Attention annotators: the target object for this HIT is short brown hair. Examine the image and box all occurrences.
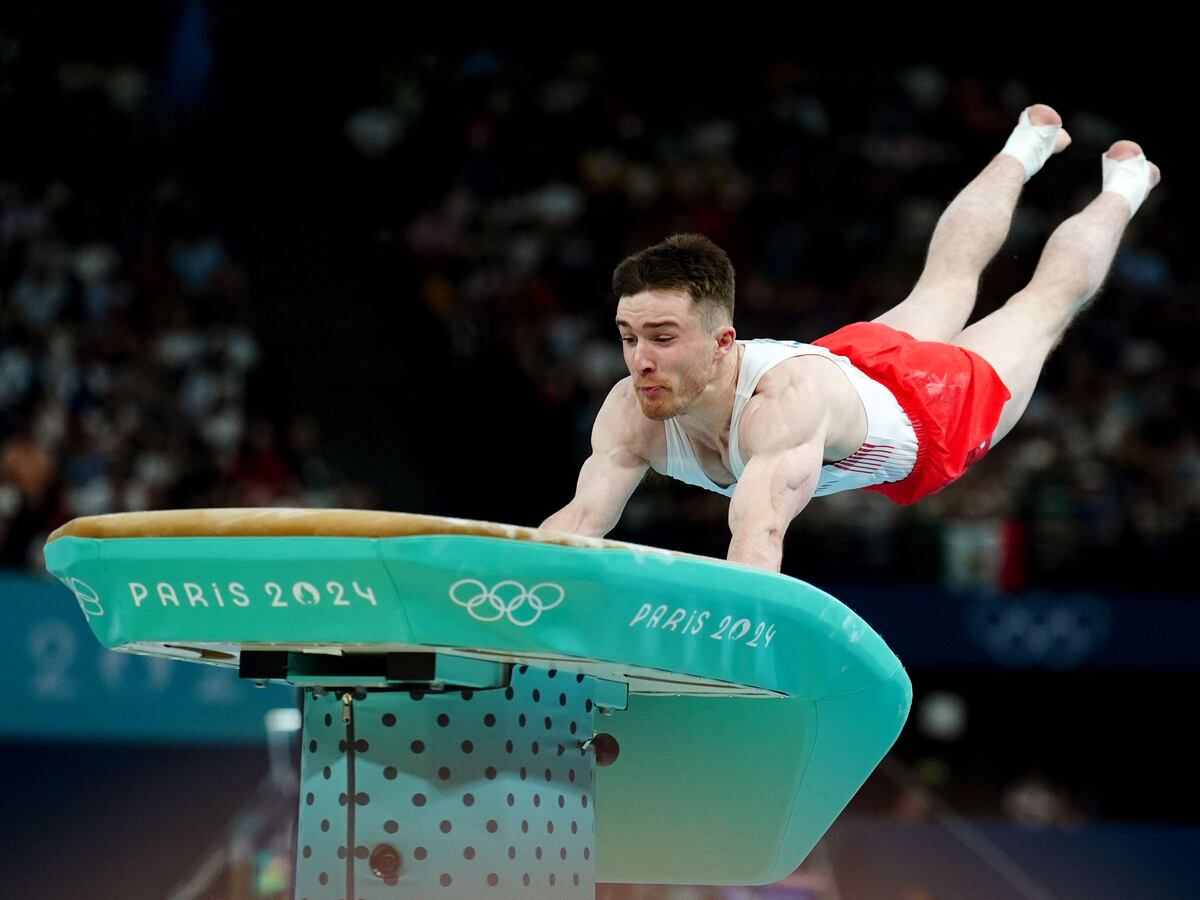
[612,233,735,327]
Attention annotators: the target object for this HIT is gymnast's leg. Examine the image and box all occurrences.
[872,104,1072,342]
[952,140,1161,447]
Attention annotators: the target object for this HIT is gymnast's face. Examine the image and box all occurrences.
[616,289,733,421]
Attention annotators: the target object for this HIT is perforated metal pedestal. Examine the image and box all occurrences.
[296,665,598,899]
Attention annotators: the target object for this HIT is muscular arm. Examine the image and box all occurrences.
[540,379,650,537]
[726,387,826,572]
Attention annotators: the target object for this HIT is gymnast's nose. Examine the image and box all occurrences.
[631,342,657,373]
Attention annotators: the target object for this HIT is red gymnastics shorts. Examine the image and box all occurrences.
[812,322,1012,505]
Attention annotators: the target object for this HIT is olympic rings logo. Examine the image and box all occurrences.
[60,577,104,618]
[449,579,565,627]
[966,591,1111,669]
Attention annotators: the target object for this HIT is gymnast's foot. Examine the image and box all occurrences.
[1000,104,1071,182]
[1102,140,1161,218]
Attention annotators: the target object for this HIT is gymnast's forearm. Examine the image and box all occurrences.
[540,445,647,537]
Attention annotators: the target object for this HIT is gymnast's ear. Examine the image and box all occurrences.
[714,322,737,353]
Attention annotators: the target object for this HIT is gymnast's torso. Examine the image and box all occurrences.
[637,338,920,498]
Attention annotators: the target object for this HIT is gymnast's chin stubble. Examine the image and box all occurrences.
[639,397,675,421]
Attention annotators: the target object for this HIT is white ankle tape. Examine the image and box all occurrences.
[1000,108,1061,182]
[1102,153,1151,219]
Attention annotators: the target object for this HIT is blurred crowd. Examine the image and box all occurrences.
[0,169,374,566]
[3,43,1197,592]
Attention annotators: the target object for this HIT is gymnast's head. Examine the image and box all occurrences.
[612,233,738,420]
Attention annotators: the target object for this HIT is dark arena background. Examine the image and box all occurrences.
[1,7,1197,900]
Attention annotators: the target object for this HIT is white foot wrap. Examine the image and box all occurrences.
[1000,108,1062,182]
[1102,153,1152,219]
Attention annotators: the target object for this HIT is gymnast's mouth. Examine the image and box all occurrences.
[638,385,667,396]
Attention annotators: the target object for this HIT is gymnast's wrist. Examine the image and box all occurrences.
[726,533,783,573]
